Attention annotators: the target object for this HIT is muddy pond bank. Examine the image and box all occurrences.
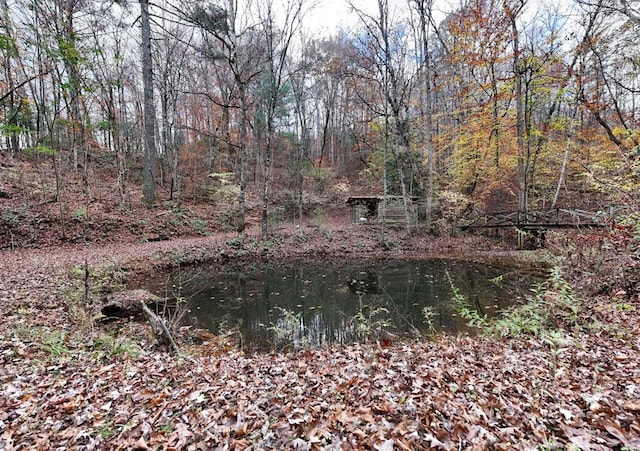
[119,225,555,285]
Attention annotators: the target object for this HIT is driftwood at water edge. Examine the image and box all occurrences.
[140,301,180,354]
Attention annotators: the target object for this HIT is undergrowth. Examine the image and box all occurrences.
[92,333,141,360]
[65,261,127,327]
[449,267,580,340]
[268,307,306,351]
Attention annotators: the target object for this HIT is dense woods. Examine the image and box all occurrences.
[2,0,640,240]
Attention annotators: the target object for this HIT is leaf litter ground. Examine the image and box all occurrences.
[1,228,639,450]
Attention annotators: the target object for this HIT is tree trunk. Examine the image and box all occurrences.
[415,0,435,233]
[508,1,527,218]
[237,83,249,234]
[140,0,157,204]
[261,130,272,241]
[552,107,577,209]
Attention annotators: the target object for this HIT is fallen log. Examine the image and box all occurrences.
[101,289,160,319]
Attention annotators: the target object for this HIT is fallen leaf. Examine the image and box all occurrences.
[375,439,395,451]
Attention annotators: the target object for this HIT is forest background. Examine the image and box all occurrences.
[2,0,640,246]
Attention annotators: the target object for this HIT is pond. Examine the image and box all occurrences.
[145,259,544,352]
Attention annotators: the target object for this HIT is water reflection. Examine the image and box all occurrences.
[147,259,541,352]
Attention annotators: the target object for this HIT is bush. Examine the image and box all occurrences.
[310,206,327,227]
[451,267,579,339]
[2,208,25,226]
[191,218,208,235]
[432,190,475,236]
[308,167,334,193]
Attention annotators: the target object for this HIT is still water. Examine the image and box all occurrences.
[148,259,542,352]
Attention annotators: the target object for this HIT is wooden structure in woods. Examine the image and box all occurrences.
[461,207,616,248]
[346,195,418,225]
[461,208,610,231]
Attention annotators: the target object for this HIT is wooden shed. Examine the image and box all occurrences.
[346,195,418,224]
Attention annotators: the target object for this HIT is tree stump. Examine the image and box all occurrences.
[101,289,161,319]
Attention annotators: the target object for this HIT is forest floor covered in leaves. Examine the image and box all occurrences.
[0,221,639,450]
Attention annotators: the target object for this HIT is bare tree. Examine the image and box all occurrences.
[140,0,157,204]
[410,0,436,231]
[351,0,419,234]
[85,9,134,208]
[505,0,528,220]
[156,20,193,207]
[255,0,308,240]
[184,0,265,233]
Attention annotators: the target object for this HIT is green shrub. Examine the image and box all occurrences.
[451,267,579,339]
[268,307,306,351]
[2,209,22,226]
[191,218,208,235]
[40,331,70,357]
[72,208,87,219]
[93,333,140,359]
[311,206,327,227]
[308,167,333,192]
[351,294,391,342]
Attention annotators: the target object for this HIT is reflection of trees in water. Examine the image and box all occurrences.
[144,260,542,352]
[348,271,380,294]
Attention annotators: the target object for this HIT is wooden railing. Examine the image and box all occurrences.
[462,208,616,231]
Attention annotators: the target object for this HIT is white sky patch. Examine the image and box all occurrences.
[304,0,358,36]
[300,0,564,39]
[302,0,454,37]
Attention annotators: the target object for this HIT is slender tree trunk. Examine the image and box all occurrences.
[4,64,18,155]
[508,1,527,218]
[57,0,86,178]
[238,85,249,234]
[552,107,577,209]
[415,0,435,233]
[116,80,129,207]
[1,0,15,155]
[35,7,47,146]
[490,64,500,168]
[161,89,171,199]
[393,147,414,233]
[381,112,388,244]
[424,72,434,233]
[140,0,157,204]
[261,137,271,241]
[53,151,67,239]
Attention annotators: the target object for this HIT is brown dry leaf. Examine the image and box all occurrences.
[623,401,640,412]
[561,424,606,450]
[598,418,639,449]
[374,439,395,451]
[167,422,194,448]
